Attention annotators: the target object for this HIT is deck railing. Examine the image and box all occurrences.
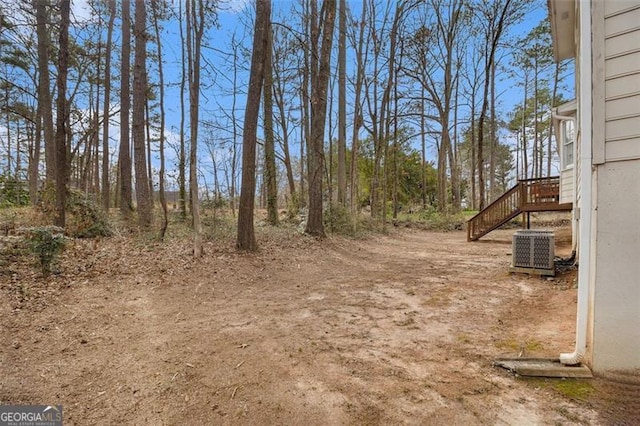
[467,176,571,241]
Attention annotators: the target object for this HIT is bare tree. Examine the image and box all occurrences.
[272,27,296,204]
[305,0,336,237]
[34,0,55,184]
[178,0,188,220]
[404,0,463,213]
[133,0,152,227]
[151,0,168,239]
[186,0,209,257]
[263,20,278,225]
[101,0,115,210]
[237,0,270,251]
[349,0,367,217]
[336,0,346,206]
[54,0,71,227]
[476,0,516,210]
[119,0,133,217]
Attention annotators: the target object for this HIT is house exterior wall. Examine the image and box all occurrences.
[589,0,640,372]
[555,101,578,206]
[591,161,640,370]
[550,0,640,374]
[559,169,574,204]
[602,2,640,162]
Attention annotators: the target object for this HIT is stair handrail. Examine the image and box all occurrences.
[466,176,566,241]
[467,182,521,241]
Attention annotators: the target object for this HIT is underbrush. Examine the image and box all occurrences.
[324,205,386,237]
[394,207,469,231]
[39,187,112,238]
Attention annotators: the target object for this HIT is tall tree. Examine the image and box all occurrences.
[186,0,209,257]
[102,0,116,210]
[178,0,187,219]
[119,0,133,217]
[305,0,336,237]
[475,0,520,209]
[404,0,463,213]
[349,0,367,217]
[263,20,278,226]
[132,0,152,227]
[237,0,270,251]
[54,0,71,227]
[34,0,55,184]
[336,0,347,206]
[152,0,168,239]
[271,26,296,205]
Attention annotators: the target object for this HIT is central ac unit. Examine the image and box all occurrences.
[510,230,555,275]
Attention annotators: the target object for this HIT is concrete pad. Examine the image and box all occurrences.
[494,357,593,378]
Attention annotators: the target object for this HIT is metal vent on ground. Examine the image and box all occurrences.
[510,230,555,276]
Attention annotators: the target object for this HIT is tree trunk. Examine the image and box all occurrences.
[522,72,529,180]
[133,0,153,227]
[533,55,539,179]
[119,0,133,217]
[102,0,115,210]
[237,0,270,251]
[451,66,460,212]
[548,60,560,177]
[187,0,206,257]
[145,100,154,199]
[470,91,476,209]
[54,0,71,227]
[476,0,512,210]
[263,22,278,226]
[306,0,336,237]
[350,0,366,217]
[229,35,240,217]
[489,59,496,201]
[273,70,296,201]
[178,0,188,220]
[337,0,347,207]
[94,47,101,196]
[29,106,41,205]
[421,87,427,209]
[152,0,168,239]
[34,0,55,184]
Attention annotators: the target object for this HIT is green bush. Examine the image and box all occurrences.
[0,209,17,236]
[38,187,112,238]
[202,212,236,243]
[66,191,112,238]
[325,205,352,234]
[324,206,384,237]
[0,175,29,208]
[25,226,66,276]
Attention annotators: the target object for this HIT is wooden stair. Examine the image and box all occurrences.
[467,177,572,241]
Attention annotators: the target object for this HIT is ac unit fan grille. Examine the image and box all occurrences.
[512,230,554,271]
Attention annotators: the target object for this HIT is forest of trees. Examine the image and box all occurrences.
[0,0,571,250]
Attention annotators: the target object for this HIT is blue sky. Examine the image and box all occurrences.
[67,0,575,194]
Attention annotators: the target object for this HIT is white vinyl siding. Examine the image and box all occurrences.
[605,73,640,99]
[559,168,574,205]
[603,4,640,162]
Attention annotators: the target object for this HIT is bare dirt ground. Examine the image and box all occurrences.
[2,223,639,425]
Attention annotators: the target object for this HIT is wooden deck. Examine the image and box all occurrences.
[467,177,572,241]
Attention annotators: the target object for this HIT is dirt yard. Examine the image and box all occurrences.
[2,224,639,425]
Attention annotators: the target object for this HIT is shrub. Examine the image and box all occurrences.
[25,226,66,276]
[0,209,17,236]
[0,175,29,208]
[38,187,112,238]
[325,205,352,234]
[66,191,112,238]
